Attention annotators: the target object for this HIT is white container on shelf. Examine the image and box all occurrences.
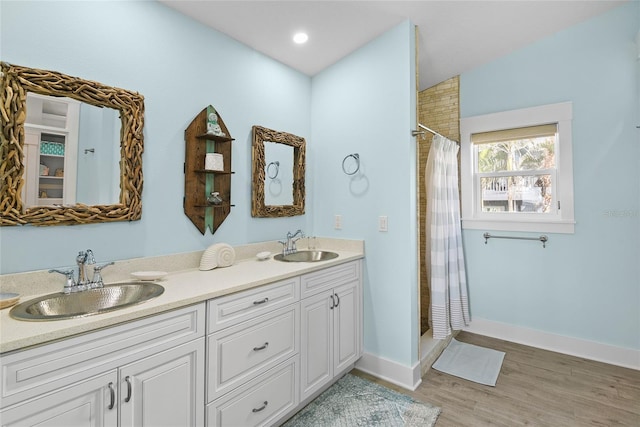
[205,153,224,171]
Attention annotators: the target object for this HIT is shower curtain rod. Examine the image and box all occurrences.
[411,123,459,144]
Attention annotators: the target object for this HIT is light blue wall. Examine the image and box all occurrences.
[9,0,631,373]
[2,2,419,370]
[264,143,294,206]
[460,2,640,350]
[0,0,312,273]
[76,105,120,205]
[311,22,419,366]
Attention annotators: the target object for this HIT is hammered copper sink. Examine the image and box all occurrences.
[9,282,164,321]
[273,250,339,263]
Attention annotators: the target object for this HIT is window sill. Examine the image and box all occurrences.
[462,218,575,234]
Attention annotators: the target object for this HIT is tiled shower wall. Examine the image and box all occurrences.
[417,76,460,335]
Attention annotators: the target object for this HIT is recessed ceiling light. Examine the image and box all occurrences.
[293,32,308,44]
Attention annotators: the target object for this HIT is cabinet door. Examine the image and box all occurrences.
[300,291,333,401]
[333,281,360,374]
[119,339,204,427]
[23,129,40,207]
[0,370,117,427]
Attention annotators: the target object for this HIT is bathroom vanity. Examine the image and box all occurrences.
[0,244,363,427]
[0,305,205,426]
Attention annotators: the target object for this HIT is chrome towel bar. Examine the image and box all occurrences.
[483,232,548,248]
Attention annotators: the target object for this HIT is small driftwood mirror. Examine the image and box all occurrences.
[251,125,305,217]
[0,62,144,226]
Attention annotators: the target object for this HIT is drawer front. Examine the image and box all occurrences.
[1,303,205,408]
[300,260,360,298]
[207,305,299,402]
[206,357,298,427]
[207,277,300,333]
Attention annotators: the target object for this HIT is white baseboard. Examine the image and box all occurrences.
[464,318,640,370]
[355,352,422,391]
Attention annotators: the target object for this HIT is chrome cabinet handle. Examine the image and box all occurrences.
[253,297,269,305]
[334,293,340,308]
[329,294,335,309]
[124,376,132,403]
[107,382,115,410]
[252,401,268,413]
[253,342,269,351]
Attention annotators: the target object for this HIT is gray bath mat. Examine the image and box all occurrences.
[432,338,505,386]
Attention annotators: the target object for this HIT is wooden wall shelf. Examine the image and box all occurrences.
[184,106,233,235]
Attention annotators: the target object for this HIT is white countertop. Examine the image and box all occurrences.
[0,241,364,354]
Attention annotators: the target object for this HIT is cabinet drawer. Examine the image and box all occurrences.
[206,357,298,427]
[207,305,299,402]
[300,260,360,298]
[207,277,300,333]
[1,303,204,409]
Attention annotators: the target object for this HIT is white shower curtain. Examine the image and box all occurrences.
[425,134,470,339]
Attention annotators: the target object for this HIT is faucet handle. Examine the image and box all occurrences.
[92,262,114,288]
[86,249,96,265]
[93,261,114,272]
[49,269,77,293]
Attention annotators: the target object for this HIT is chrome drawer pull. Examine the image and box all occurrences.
[253,297,269,305]
[252,401,268,413]
[124,376,132,402]
[253,342,269,351]
[107,382,115,410]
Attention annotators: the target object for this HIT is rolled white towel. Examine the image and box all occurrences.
[199,243,236,271]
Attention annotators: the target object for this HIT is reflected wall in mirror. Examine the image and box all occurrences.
[0,62,144,226]
[264,142,293,206]
[24,93,121,208]
[251,125,305,217]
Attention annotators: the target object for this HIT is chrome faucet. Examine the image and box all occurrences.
[279,230,304,255]
[76,250,90,290]
[50,249,114,293]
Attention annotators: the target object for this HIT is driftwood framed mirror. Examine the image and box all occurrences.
[0,62,144,226]
[251,125,305,217]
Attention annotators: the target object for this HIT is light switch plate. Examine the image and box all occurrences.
[334,214,342,230]
[378,215,388,232]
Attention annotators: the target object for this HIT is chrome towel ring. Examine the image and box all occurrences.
[266,161,279,179]
[342,153,360,175]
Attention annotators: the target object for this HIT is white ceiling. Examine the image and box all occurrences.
[159,0,625,90]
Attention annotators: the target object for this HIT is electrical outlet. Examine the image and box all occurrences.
[334,214,342,230]
[378,215,388,232]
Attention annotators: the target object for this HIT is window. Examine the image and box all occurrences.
[460,102,575,233]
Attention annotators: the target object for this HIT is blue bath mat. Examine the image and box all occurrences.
[282,373,440,426]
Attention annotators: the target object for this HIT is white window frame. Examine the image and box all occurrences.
[460,102,575,234]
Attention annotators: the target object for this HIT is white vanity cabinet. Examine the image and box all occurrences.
[206,259,363,426]
[300,260,362,401]
[0,304,205,427]
[205,277,301,427]
[0,257,364,427]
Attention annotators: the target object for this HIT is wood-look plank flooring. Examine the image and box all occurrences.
[353,332,640,426]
